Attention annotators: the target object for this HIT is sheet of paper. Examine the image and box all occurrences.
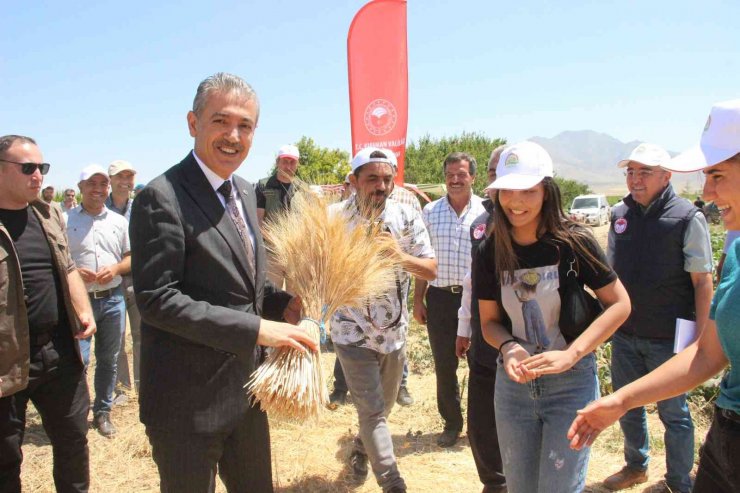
[674,318,698,353]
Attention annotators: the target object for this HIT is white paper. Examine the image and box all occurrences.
[674,318,698,353]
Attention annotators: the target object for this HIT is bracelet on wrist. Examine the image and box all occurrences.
[499,338,518,352]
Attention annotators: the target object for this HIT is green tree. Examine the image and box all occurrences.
[403,132,506,194]
[294,136,350,184]
[554,176,591,211]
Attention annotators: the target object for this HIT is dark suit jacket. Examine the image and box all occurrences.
[130,153,291,434]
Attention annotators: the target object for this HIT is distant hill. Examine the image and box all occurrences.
[529,130,705,196]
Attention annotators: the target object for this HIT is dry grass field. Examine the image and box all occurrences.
[20,225,711,492]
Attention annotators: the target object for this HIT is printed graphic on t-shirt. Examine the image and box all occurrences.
[501,264,566,353]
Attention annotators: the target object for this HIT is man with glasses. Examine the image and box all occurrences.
[603,143,713,493]
[61,188,77,212]
[66,165,131,438]
[413,151,486,447]
[0,135,96,492]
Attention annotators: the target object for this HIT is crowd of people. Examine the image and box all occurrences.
[0,72,738,493]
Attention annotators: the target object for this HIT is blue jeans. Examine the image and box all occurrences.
[494,353,598,493]
[78,287,126,415]
[611,331,694,492]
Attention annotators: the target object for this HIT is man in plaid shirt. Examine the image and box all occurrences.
[413,151,486,447]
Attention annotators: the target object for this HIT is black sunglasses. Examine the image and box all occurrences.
[0,159,51,175]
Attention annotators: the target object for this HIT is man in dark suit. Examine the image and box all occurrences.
[130,72,316,493]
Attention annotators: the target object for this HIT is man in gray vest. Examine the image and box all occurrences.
[604,143,713,493]
[255,144,300,226]
[255,144,300,288]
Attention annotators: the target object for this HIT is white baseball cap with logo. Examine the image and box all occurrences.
[351,147,396,172]
[617,143,671,168]
[485,141,553,190]
[277,144,300,160]
[666,99,740,172]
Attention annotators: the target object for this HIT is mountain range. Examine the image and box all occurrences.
[529,130,705,196]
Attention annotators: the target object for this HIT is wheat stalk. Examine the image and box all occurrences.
[247,184,400,421]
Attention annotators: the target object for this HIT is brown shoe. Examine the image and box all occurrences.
[603,466,648,491]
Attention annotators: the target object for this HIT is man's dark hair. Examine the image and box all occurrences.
[443,151,477,176]
[0,135,37,157]
[43,186,54,192]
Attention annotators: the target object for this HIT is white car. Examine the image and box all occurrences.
[569,194,610,226]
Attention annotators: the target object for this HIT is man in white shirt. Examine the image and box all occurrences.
[66,165,131,437]
[413,151,486,447]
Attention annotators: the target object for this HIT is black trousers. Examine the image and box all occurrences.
[425,286,463,431]
[0,337,89,493]
[693,407,740,493]
[467,361,506,489]
[146,404,272,493]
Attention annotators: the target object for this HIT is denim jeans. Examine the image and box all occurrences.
[334,343,406,492]
[79,286,126,415]
[611,331,694,492]
[494,353,598,493]
[693,407,740,493]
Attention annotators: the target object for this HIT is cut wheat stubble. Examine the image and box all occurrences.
[247,185,402,421]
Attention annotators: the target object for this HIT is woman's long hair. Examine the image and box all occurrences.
[491,177,609,282]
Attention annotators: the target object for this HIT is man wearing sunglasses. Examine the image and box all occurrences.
[0,135,96,492]
[603,143,713,493]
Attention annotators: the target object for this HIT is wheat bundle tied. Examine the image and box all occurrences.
[247,185,400,421]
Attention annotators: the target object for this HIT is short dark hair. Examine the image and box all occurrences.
[443,151,477,176]
[43,186,54,192]
[0,135,37,157]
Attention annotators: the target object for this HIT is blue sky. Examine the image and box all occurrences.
[2,0,738,189]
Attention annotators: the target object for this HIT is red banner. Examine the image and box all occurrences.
[347,0,408,184]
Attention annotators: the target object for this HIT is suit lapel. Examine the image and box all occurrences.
[178,155,254,289]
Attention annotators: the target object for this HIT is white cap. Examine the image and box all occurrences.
[79,164,108,182]
[277,144,300,160]
[351,147,396,172]
[617,143,671,168]
[666,99,740,172]
[108,160,136,176]
[485,141,553,190]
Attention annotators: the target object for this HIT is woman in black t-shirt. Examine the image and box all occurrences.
[474,142,630,493]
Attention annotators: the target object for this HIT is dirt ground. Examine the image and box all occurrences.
[21,224,709,492]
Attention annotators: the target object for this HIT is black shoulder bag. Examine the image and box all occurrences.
[558,248,604,343]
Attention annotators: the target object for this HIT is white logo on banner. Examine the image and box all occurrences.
[364,99,397,136]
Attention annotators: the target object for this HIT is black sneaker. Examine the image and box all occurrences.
[349,450,368,480]
[396,386,413,406]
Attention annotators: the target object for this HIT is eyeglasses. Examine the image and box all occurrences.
[0,159,51,175]
[624,169,662,179]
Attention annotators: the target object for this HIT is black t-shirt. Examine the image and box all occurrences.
[255,175,294,215]
[0,206,64,334]
[473,232,616,353]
